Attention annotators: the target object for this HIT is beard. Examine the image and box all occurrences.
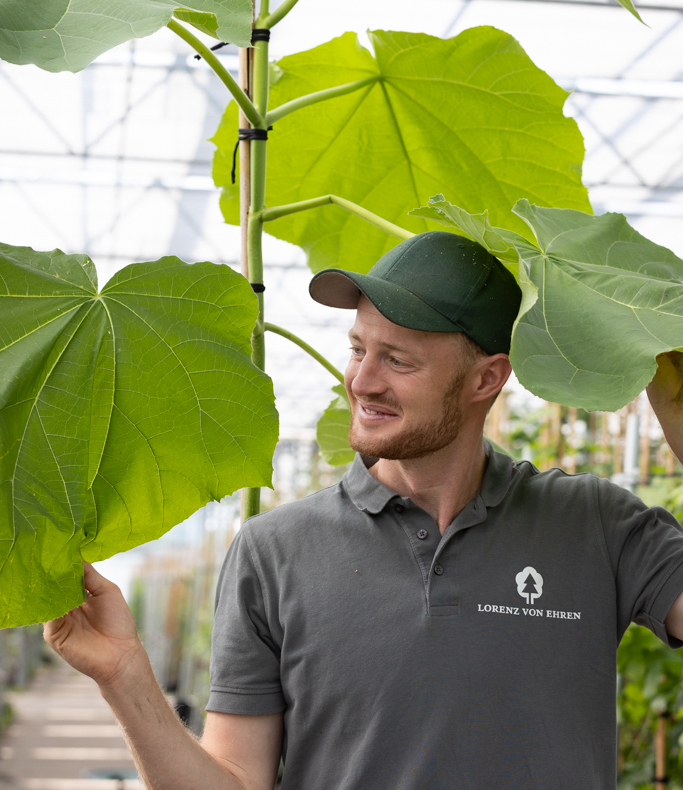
[348,368,467,461]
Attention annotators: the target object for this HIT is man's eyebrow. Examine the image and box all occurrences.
[347,331,415,356]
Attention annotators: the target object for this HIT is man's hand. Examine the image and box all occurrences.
[647,351,683,412]
[44,563,282,790]
[43,562,145,689]
[647,351,683,466]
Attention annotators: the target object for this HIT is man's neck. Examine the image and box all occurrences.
[368,426,488,534]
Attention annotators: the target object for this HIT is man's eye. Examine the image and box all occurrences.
[390,357,406,367]
[350,346,363,355]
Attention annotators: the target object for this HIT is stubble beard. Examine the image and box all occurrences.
[348,369,467,461]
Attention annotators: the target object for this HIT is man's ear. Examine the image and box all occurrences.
[471,354,512,403]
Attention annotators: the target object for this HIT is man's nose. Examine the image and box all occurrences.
[349,355,385,398]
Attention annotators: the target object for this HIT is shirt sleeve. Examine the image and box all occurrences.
[206,527,285,715]
[596,476,683,648]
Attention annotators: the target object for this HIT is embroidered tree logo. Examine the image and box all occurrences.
[516,566,544,605]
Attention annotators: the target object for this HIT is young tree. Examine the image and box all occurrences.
[1,0,680,630]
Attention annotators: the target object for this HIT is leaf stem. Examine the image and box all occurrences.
[266,76,378,125]
[261,0,301,27]
[264,323,345,384]
[241,18,272,522]
[167,18,263,128]
[260,195,415,241]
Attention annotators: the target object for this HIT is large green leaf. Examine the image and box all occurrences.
[510,201,683,411]
[0,243,278,627]
[316,385,354,467]
[213,27,590,274]
[409,193,529,267]
[0,0,252,73]
[411,195,683,412]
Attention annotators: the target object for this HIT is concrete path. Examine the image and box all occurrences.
[0,657,141,790]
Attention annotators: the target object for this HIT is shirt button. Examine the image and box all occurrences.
[434,564,444,576]
[417,529,428,540]
[394,503,405,513]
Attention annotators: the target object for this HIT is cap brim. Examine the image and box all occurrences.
[309,269,465,334]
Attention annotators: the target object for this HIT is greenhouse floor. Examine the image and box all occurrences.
[0,656,140,789]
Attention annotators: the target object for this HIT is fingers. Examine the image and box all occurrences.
[43,617,62,639]
[82,561,113,596]
[43,613,70,650]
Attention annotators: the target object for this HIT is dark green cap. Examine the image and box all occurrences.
[309,231,522,355]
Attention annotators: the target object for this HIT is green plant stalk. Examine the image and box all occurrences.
[260,195,415,241]
[265,323,345,384]
[262,0,301,28]
[167,18,262,128]
[255,0,270,26]
[242,28,272,521]
[266,76,378,125]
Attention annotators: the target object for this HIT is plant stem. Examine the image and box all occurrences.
[237,18,253,526]
[242,487,261,522]
[238,44,252,280]
[266,76,377,125]
[265,323,345,384]
[242,22,272,521]
[262,0,300,27]
[255,0,270,25]
[167,18,263,128]
[261,195,415,241]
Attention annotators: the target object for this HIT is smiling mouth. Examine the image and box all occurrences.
[357,401,399,418]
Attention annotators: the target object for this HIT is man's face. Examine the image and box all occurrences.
[345,296,473,460]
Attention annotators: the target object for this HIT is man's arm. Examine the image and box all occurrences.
[646,351,683,465]
[44,563,282,790]
[665,596,683,642]
[648,351,683,641]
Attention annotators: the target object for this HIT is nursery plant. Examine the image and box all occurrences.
[1,0,680,633]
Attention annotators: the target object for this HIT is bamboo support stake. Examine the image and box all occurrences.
[639,397,651,485]
[667,449,676,475]
[588,411,596,468]
[540,402,551,471]
[551,404,563,469]
[614,409,624,476]
[487,396,502,447]
[601,412,610,468]
[654,713,669,790]
[567,407,577,474]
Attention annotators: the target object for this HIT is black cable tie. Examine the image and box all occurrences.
[251,28,271,42]
[652,777,670,784]
[231,126,273,184]
[250,283,265,293]
[193,40,230,61]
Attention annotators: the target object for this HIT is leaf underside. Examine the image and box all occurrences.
[411,195,683,412]
[0,243,278,627]
[511,201,683,411]
[0,0,253,73]
[213,27,590,275]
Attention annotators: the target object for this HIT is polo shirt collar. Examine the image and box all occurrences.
[480,441,518,508]
[345,454,398,514]
[343,442,518,516]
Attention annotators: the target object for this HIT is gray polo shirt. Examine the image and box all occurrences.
[207,448,683,789]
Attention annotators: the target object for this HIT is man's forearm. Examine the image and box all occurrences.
[100,650,245,790]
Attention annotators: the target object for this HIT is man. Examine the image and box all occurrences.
[45,232,683,789]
